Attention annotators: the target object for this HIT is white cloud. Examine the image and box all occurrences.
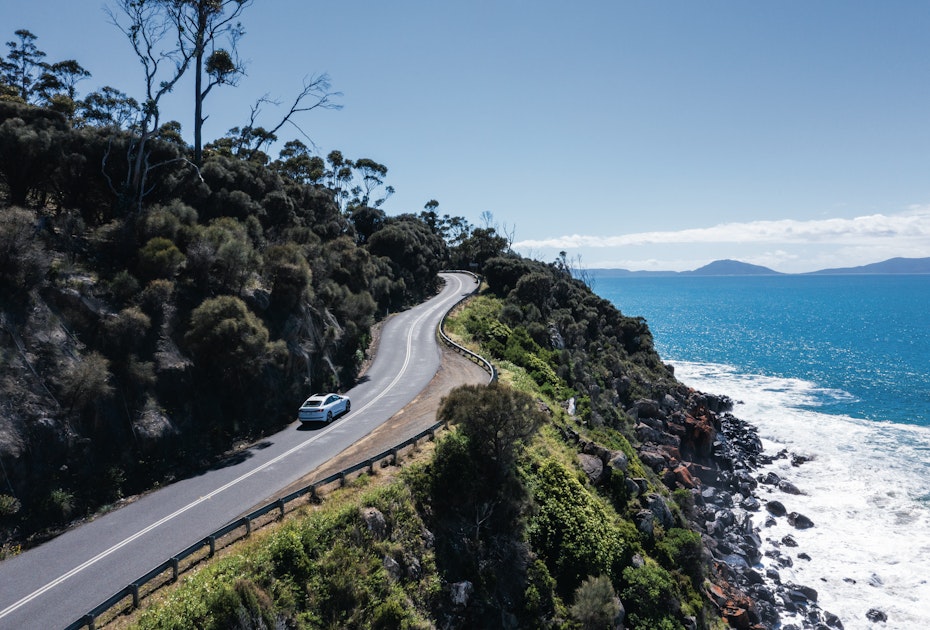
[513,207,930,250]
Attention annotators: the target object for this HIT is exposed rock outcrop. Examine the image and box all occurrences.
[604,389,839,629]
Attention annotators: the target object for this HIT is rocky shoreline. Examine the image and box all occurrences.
[618,387,854,629]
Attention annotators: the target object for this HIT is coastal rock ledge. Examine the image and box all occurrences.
[615,388,844,629]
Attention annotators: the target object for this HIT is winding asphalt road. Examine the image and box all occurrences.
[0,272,478,629]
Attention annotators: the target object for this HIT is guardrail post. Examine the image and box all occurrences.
[245,516,252,537]
[309,484,319,504]
[428,428,436,441]
[208,535,216,557]
[171,557,179,582]
[390,448,398,465]
[84,614,95,630]
[277,498,286,520]
[130,583,140,609]
[338,471,347,487]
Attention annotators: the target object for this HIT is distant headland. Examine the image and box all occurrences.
[589,256,930,277]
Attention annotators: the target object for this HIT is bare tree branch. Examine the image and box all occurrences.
[242,74,342,161]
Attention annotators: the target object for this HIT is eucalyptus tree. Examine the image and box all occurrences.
[318,151,393,212]
[2,29,46,103]
[79,86,141,129]
[352,158,394,208]
[35,59,91,118]
[164,0,252,166]
[418,200,472,248]
[272,139,325,185]
[1,29,90,118]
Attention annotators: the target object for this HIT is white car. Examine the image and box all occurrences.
[298,393,351,424]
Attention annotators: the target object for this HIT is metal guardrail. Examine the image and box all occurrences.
[437,270,496,383]
[65,272,495,630]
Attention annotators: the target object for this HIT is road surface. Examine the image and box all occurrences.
[0,272,479,629]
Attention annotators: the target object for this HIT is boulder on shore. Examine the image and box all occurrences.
[765,500,787,517]
[787,512,814,529]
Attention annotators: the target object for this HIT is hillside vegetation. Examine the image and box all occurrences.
[124,260,755,629]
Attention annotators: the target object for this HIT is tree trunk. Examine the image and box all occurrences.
[193,5,208,167]
[194,46,204,167]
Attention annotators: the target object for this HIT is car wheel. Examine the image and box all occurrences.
[326,411,333,424]
[344,400,351,414]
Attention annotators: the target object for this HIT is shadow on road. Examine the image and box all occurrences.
[208,449,255,470]
[295,421,329,432]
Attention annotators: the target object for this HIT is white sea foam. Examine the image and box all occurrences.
[673,361,930,630]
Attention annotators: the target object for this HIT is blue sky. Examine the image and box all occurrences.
[5,1,929,272]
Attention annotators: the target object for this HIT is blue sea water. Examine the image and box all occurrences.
[593,274,930,426]
[592,274,930,629]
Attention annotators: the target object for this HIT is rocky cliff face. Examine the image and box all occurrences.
[613,387,843,629]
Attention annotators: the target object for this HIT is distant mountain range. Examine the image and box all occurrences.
[589,257,930,277]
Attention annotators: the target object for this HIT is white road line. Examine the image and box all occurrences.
[0,276,464,621]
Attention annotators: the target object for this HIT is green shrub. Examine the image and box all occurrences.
[523,559,557,620]
[671,487,694,511]
[528,461,628,596]
[620,562,683,630]
[184,295,271,378]
[570,574,622,630]
[140,279,175,318]
[202,579,276,630]
[268,527,312,582]
[109,269,139,302]
[138,237,185,279]
[142,201,198,243]
[46,488,75,523]
[655,527,704,583]
[185,218,259,292]
[59,351,114,412]
[263,242,312,308]
[371,592,421,630]
[104,306,152,353]
[0,494,21,517]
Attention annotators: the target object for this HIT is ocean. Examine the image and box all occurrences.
[592,274,930,630]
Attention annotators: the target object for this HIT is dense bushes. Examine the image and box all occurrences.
[480,255,675,427]
[368,215,447,303]
[184,295,273,380]
[529,460,629,596]
[621,562,684,630]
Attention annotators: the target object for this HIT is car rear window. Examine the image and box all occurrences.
[304,400,322,407]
